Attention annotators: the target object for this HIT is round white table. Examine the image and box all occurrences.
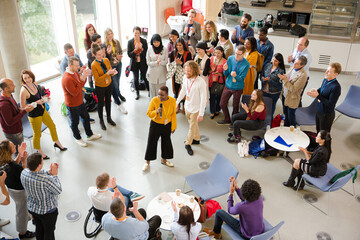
[264,126,310,152]
[147,192,200,231]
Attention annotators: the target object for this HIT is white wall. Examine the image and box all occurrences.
[0,51,5,78]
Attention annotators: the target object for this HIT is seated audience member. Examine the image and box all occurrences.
[278,55,308,127]
[88,172,144,212]
[20,153,62,240]
[283,130,331,190]
[203,20,219,55]
[216,29,233,59]
[167,29,179,61]
[0,170,10,227]
[59,43,84,74]
[260,53,286,117]
[217,45,250,125]
[243,36,258,95]
[307,63,341,133]
[228,90,266,143]
[102,198,162,240]
[170,203,201,240]
[0,140,35,239]
[209,46,227,119]
[204,178,264,239]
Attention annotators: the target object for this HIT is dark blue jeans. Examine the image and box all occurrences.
[213,209,248,239]
[263,92,280,119]
[108,185,133,207]
[111,62,122,105]
[281,96,297,127]
[210,89,221,114]
[66,103,93,140]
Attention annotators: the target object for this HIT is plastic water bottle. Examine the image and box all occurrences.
[296,124,301,131]
[280,119,284,129]
[266,124,270,131]
[254,20,259,33]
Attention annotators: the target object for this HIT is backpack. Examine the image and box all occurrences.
[271,114,282,128]
[256,52,264,72]
[248,139,266,158]
[84,91,98,112]
[222,1,240,15]
[289,24,307,37]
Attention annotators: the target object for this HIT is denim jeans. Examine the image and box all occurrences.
[111,62,122,105]
[108,185,133,207]
[210,91,221,114]
[66,103,93,140]
[263,92,280,119]
[281,96,297,127]
[213,209,247,239]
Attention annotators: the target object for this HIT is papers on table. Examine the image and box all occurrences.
[274,135,293,147]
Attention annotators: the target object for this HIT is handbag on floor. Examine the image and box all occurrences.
[195,197,207,223]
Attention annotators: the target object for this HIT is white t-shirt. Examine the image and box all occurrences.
[171,212,202,240]
[87,186,114,211]
[0,188,6,204]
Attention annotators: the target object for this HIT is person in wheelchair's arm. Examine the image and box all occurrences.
[87,172,144,214]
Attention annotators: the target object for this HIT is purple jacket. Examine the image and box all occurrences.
[0,95,26,134]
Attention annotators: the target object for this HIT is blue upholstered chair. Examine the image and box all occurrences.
[296,163,360,215]
[184,153,239,201]
[239,95,273,130]
[335,85,360,120]
[22,112,47,151]
[295,98,319,125]
[222,218,284,240]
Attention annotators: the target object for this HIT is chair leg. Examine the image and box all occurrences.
[332,113,342,124]
[297,177,328,215]
[182,180,193,195]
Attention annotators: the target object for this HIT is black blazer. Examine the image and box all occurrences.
[127,38,148,72]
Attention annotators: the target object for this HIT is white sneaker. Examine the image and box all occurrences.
[75,139,88,147]
[87,133,102,141]
[0,218,10,227]
[142,163,149,171]
[117,104,128,114]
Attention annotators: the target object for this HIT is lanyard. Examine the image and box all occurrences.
[26,83,41,100]
[96,59,107,74]
[320,79,336,94]
[2,94,20,112]
[187,77,196,96]
[153,48,161,59]
[233,58,244,73]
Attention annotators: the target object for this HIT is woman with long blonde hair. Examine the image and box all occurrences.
[202,20,218,55]
[228,89,266,143]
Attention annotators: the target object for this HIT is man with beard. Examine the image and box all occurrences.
[231,13,254,47]
[255,27,274,89]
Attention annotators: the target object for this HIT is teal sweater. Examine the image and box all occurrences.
[223,55,250,90]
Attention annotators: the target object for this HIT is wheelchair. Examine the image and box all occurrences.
[83,206,107,238]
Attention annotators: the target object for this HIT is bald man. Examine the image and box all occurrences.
[287,37,312,107]
[0,78,33,150]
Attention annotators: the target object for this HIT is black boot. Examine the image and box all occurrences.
[293,170,305,190]
[100,119,106,130]
[283,168,299,188]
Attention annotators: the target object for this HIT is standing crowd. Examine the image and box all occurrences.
[0,9,344,240]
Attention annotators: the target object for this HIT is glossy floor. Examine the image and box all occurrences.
[1,66,359,240]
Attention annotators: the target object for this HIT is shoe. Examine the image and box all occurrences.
[217,120,231,125]
[130,192,145,202]
[228,132,233,137]
[19,230,35,239]
[107,118,116,126]
[185,145,193,156]
[87,133,102,141]
[117,104,128,114]
[227,135,241,143]
[161,160,174,167]
[210,114,215,119]
[135,92,140,100]
[203,228,222,239]
[89,118,95,124]
[214,112,220,116]
[142,163,149,171]
[43,155,50,160]
[192,139,200,145]
[75,139,88,147]
[0,218,10,227]
[120,94,126,102]
[54,143,67,151]
[100,119,107,130]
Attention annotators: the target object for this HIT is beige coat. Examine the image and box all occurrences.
[281,67,307,109]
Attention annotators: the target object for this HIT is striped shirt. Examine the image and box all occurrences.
[20,168,62,215]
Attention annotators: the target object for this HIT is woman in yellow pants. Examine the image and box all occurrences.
[20,70,66,159]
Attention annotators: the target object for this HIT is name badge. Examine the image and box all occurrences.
[186,96,190,101]
[232,77,236,83]
[213,76,217,82]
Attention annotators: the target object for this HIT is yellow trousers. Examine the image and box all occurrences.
[185,111,200,145]
[28,109,58,150]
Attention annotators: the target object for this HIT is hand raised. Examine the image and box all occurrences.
[223,62,228,71]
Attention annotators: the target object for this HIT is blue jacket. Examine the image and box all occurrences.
[316,78,341,115]
[231,26,254,47]
[257,39,274,67]
[260,63,285,93]
[224,56,250,90]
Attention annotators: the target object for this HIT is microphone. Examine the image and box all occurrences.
[159,103,163,118]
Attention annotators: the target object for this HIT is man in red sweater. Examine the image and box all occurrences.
[0,78,33,150]
[61,56,101,147]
